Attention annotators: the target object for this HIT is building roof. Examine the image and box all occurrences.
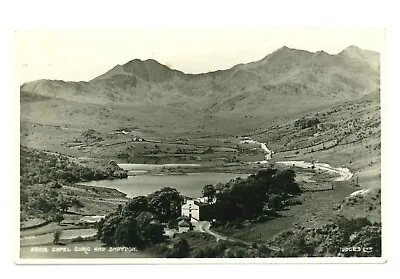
[177,215,191,221]
[178,220,191,227]
[183,198,209,207]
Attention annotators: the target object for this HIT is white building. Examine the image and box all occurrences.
[181,199,200,222]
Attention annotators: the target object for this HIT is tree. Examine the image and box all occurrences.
[53,230,61,244]
[123,196,149,217]
[148,187,182,222]
[35,196,57,213]
[270,169,300,194]
[58,198,71,213]
[202,184,216,202]
[54,213,64,225]
[135,212,164,243]
[113,216,146,248]
[97,214,124,246]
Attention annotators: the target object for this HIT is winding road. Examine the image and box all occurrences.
[240,138,353,182]
[275,160,353,182]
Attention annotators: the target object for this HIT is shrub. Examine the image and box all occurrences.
[294,117,320,129]
[268,194,283,210]
[192,246,218,258]
[165,238,190,258]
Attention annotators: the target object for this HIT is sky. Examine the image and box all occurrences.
[15,28,384,83]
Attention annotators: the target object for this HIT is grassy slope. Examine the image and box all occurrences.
[256,91,381,189]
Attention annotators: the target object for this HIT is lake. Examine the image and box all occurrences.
[79,173,249,198]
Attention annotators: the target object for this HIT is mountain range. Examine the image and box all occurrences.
[20,45,380,134]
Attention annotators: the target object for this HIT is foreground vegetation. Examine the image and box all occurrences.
[179,216,381,258]
[269,216,381,257]
[20,146,128,223]
[97,187,182,249]
[204,168,301,221]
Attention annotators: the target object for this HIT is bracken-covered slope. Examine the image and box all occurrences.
[21,46,380,121]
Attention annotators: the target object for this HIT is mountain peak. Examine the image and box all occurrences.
[315,50,329,55]
[275,46,295,52]
[124,58,162,66]
[342,45,362,52]
[339,45,378,56]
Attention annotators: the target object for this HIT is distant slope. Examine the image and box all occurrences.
[21,46,380,120]
[258,89,381,189]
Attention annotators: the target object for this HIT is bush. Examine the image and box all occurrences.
[268,194,283,210]
[165,238,190,258]
[192,246,218,258]
[294,117,320,129]
[269,216,381,257]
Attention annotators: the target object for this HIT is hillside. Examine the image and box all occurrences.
[254,89,381,189]
[20,46,380,132]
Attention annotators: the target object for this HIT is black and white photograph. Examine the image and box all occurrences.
[15,27,384,263]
